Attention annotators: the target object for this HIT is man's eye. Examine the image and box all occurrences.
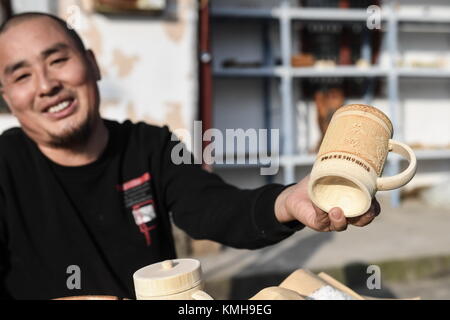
[51,57,69,65]
[15,74,30,82]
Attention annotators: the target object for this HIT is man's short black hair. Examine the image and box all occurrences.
[0,12,86,53]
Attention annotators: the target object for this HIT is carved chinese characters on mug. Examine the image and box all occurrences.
[317,105,391,176]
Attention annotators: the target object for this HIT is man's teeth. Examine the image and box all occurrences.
[48,100,71,113]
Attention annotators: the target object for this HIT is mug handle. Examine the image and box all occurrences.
[191,290,214,300]
[376,139,417,191]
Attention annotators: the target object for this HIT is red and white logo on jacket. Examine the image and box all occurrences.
[117,172,157,246]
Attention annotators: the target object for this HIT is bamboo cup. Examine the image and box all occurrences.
[133,258,213,300]
[308,104,417,217]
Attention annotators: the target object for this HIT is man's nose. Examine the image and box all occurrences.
[36,70,62,97]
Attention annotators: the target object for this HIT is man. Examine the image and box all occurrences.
[0,13,379,299]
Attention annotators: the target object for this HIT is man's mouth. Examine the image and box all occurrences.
[43,98,77,120]
[47,99,72,114]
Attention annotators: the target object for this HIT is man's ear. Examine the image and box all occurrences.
[85,49,101,81]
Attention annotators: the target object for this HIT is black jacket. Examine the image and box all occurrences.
[0,119,301,299]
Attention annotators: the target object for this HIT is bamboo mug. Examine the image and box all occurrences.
[133,258,213,300]
[308,104,417,218]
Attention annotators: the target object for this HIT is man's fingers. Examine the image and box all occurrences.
[347,213,375,227]
[348,200,381,227]
[367,198,381,217]
[328,207,347,232]
[311,205,331,230]
[311,198,379,231]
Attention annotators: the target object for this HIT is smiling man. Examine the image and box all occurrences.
[0,13,106,166]
[0,13,380,300]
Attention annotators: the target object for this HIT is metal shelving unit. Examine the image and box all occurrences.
[398,68,450,78]
[214,66,388,77]
[212,6,386,21]
[211,0,450,207]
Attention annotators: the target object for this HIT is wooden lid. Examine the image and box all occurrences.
[133,259,202,297]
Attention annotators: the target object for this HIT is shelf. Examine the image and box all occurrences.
[211,7,276,19]
[286,8,383,22]
[214,67,279,78]
[214,66,388,78]
[414,149,450,160]
[211,7,387,22]
[399,23,450,34]
[212,7,450,24]
[398,14,450,24]
[290,66,387,78]
[398,68,450,79]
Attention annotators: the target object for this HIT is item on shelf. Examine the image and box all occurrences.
[339,45,352,65]
[314,87,344,149]
[409,60,446,69]
[409,142,450,150]
[308,104,417,218]
[356,58,371,68]
[221,58,263,69]
[339,26,352,65]
[339,0,350,9]
[304,23,340,64]
[314,59,337,68]
[291,53,316,67]
[398,55,448,69]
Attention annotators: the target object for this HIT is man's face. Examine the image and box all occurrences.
[0,17,100,148]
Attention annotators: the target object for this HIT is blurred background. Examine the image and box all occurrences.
[2,0,450,299]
